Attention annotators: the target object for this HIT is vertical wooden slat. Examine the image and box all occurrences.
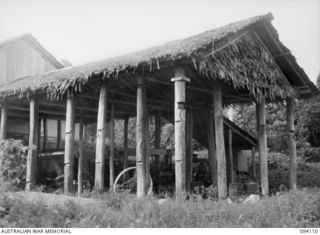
[78,114,84,196]
[0,103,7,140]
[136,76,148,198]
[228,128,234,184]
[43,118,47,151]
[26,97,39,191]
[185,110,193,194]
[123,116,129,170]
[57,120,61,149]
[95,84,107,192]
[64,90,75,194]
[213,83,227,199]
[207,108,217,187]
[287,97,297,190]
[109,102,115,187]
[257,94,268,196]
[171,67,190,199]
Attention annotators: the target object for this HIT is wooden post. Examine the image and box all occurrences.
[95,83,107,192]
[207,109,217,187]
[0,103,8,140]
[287,97,297,190]
[64,90,75,194]
[57,120,61,149]
[251,147,256,179]
[228,128,234,184]
[257,94,268,196]
[171,67,190,199]
[109,102,115,187]
[255,104,260,184]
[136,76,148,198]
[43,118,47,151]
[154,111,161,190]
[123,116,129,170]
[145,113,150,190]
[185,110,193,194]
[213,83,227,199]
[37,118,41,153]
[26,97,39,191]
[78,114,84,196]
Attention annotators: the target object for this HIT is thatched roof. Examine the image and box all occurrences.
[0,34,64,70]
[0,13,317,100]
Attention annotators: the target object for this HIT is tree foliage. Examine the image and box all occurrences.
[233,96,320,162]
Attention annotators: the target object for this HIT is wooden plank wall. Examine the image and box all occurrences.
[0,40,58,85]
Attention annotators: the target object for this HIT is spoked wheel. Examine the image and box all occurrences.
[113,166,153,195]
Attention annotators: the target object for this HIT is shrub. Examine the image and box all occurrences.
[268,151,320,191]
[0,139,28,191]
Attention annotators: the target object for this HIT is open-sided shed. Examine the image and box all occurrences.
[0,13,317,198]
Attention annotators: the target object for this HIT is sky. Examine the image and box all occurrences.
[0,0,319,83]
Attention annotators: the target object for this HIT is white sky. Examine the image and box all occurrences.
[0,0,319,82]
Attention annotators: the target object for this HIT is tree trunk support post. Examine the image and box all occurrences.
[228,128,234,184]
[154,111,161,191]
[257,94,268,196]
[207,108,217,187]
[95,83,108,192]
[0,102,8,140]
[78,113,84,196]
[171,67,190,199]
[136,76,149,198]
[64,90,76,194]
[213,82,227,199]
[287,97,297,190]
[185,110,193,194]
[109,102,115,188]
[26,97,39,191]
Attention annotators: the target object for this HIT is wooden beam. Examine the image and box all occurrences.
[78,113,84,196]
[95,83,108,192]
[185,110,193,194]
[64,90,76,194]
[25,97,39,191]
[42,118,47,151]
[78,94,204,110]
[109,102,115,188]
[223,120,257,147]
[257,94,268,196]
[136,76,149,198]
[171,67,190,199]
[147,76,252,102]
[213,83,227,199]
[207,109,217,187]
[228,129,234,184]
[287,97,297,190]
[0,102,7,140]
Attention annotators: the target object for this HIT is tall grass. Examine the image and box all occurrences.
[0,188,319,228]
